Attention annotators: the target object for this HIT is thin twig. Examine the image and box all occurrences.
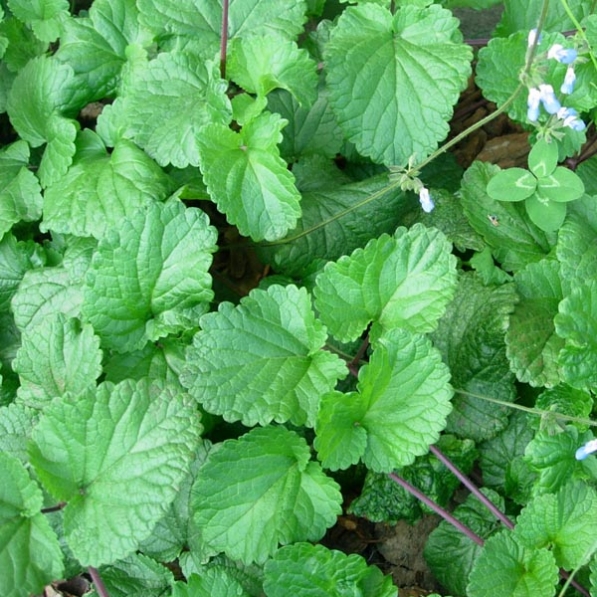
[219,0,230,78]
[88,567,110,597]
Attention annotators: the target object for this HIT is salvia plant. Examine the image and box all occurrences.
[3,0,597,596]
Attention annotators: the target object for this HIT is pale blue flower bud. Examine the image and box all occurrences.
[528,28,542,47]
[561,65,576,94]
[547,44,578,64]
[557,107,586,131]
[539,84,561,114]
[419,187,434,213]
[576,439,597,460]
[527,87,541,122]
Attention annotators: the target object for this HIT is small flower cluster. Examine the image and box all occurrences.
[418,187,434,213]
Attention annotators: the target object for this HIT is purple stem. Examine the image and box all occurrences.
[219,0,229,78]
[388,472,484,546]
[429,445,515,529]
[88,567,110,597]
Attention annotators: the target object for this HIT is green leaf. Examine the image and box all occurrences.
[515,480,597,570]
[424,489,504,597]
[98,53,231,168]
[536,167,585,203]
[325,3,471,166]
[29,378,201,566]
[198,111,301,242]
[228,34,317,106]
[536,385,593,433]
[486,168,537,202]
[467,531,558,597]
[0,232,37,312]
[0,403,38,463]
[263,543,397,597]
[315,328,452,472]
[172,571,248,597]
[0,452,64,597]
[7,0,70,42]
[181,285,346,428]
[0,16,47,72]
[524,193,567,232]
[192,426,342,565]
[460,161,555,272]
[42,132,174,239]
[505,260,565,387]
[55,0,154,102]
[82,201,217,353]
[528,139,558,179]
[432,273,517,442]
[314,224,457,342]
[0,140,43,236]
[555,280,597,389]
[13,313,102,409]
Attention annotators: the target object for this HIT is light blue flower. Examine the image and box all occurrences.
[527,87,541,122]
[538,84,561,114]
[557,106,586,131]
[576,438,597,460]
[418,187,434,213]
[547,43,578,64]
[561,65,576,94]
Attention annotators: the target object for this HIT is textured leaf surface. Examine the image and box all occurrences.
[29,379,201,566]
[0,232,37,312]
[43,133,174,239]
[198,111,301,241]
[181,285,346,427]
[13,313,102,408]
[172,571,248,597]
[193,426,342,565]
[315,328,453,472]
[263,543,397,597]
[0,452,64,597]
[0,403,38,463]
[325,3,471,166]
[7,0,69,41]
[82,201,217,353]
[314,223,457,342]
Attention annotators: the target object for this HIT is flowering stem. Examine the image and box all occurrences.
[559,0,597,72]
[219,0,230,78]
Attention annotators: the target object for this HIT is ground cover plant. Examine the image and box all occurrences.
[3,0,597,595]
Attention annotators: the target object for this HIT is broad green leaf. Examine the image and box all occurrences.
[0,403,38,463]
[0,452,64,597]
[228,34,317,106]
[98,53,231,168]
[198,111,301,242]
[255,174,416,277]
[11,267,83,332]
[555,280,597,389]
[515,480,597,570]
[82,201,217,353]
[193,426,342,565]
[537,168,585,203]
[172,571,248,597]
[467,531,558,597]
[0,232,37,311]
[432,273,517,441]
[263,543,397,597]
[325,3,471,166]
[55,0,154,102]
[315,328,452,472]
[0,140,43,236]
[425,489,504,597]
[42,133,174,239]
[505,260,565,387]
[460,161,555,272]
[7,0,70,42]
[13,313,102,409]
[0,16,47,72]
[486,168,537,202]
[29,378,201,566]
[524,193,567,232]
[181,285,346,428]
[314,223,457,342]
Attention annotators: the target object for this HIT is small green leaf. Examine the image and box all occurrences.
[172,571,248,597]
[486,168,537,202]
[198,111,302,242]
[181,285,346,428]
[193,426,342,565]
[0,403,38,463]
[0,16,47,72]
[263,543,397,597]
[29,378,201,566]
[0,452,64,597]
[7,0,70,42]
[527,139,558,179]
[314,224,457,342]
[537,167,585,203]
[0,232,37,312]
[315,328,452,472]
[525,194,567,232]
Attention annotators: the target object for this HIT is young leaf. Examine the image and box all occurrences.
[314,223,457,342]
[536,167,585,203]
[97,53,231,168]
[0,452,64,597]
[228,34,317,106]
[0,15,47,72]
[466,531,558,597]
[527,139,558,179]
[13,313,102,409]
[0,232,38,312]
[29,378,201,566]
[172,571,248,597]
[0,403,38,463]
[486,168,537,202]
[198,111,301,242]
[0,140,43,237]
[181,285,346,428]
[82,201,217,353]
[524,194,567,232]
[192,426,342,565]
[42,133,174,239]
[7,0,70,42]
[263,542,397,597]
[315,328,452,472]
[325,3,471,166]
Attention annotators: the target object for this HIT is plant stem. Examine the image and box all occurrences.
[88,567,110,597]
[220,0,230,78]
[40,502,66,513]
[388,472,484,546]
[429,445,515,529]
